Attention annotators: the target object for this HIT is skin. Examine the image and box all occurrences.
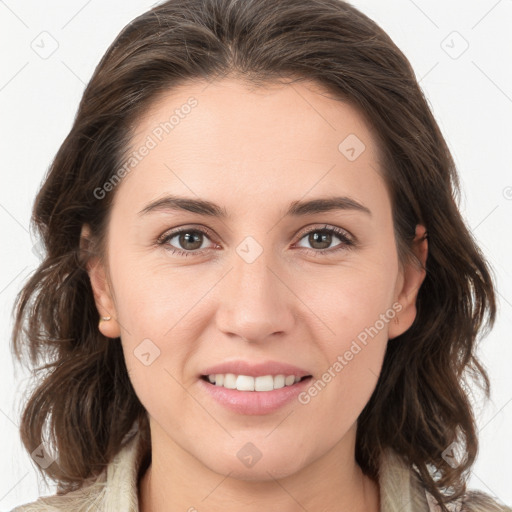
[82,78,428,512]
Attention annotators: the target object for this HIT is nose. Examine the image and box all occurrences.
[215,246,296,344]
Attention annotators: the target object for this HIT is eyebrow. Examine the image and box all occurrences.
[137,194,371,218]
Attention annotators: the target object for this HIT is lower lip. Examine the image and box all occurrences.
[198,377,313,415]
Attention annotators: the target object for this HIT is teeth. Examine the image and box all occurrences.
[236,374,254,391]
[285,375,295,386]
[273,375,285,389]
[254,375,273,391]
[223,373,237,389]
[207,373,304,391]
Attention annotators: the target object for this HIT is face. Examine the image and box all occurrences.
[85,77,426,481]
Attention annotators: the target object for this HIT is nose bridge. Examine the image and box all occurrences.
[234,242,275,300]
[216,235,293,342]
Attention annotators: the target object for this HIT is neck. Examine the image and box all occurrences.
[139,421,380,512]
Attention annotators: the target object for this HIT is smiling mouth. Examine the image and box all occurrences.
[200,373,312,391]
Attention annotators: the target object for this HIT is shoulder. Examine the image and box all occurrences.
[10,478,107,512]
[434,491,512,512]
[425,491,512,512]
[380,447,511,512]
[11,428,145,512]
[464,492,512,512]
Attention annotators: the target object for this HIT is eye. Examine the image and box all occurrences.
[156,227,217,257]
[156,224,355,257]
[294,224,355,255]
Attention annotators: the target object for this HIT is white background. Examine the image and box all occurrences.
[1,0,511,510]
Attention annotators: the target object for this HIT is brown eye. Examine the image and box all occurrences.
[158,228,214,256]
[295,225,354,254]
[175,231,204,251]
[305,231,334,250]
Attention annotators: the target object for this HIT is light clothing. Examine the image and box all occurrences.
[12,429,511,512]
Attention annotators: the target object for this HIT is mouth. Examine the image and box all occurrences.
[200,373,313,391]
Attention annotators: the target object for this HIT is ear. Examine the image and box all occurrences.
[80,224,121,339]
[388,224,428,340]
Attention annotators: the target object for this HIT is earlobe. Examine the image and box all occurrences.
[388,224,428,340]
[80,224,121,339]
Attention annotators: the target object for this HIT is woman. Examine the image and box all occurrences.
[10,0,511,511]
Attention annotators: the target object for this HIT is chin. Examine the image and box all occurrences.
[211,462,301,482]
[198,447,308,482]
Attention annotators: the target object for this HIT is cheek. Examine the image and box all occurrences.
[296,254,398,407]
[298,291,391,429]
[109,254,209,339]
[302,257,399,344]
[312,339,387,430]
[108,259,207,404]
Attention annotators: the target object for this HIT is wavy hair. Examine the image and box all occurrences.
[11,0,496,509]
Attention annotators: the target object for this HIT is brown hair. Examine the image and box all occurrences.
[11,0,497,509]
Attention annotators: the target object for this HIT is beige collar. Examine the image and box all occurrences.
[102,431,435,512]
[23,430,487,512]
[15,429,511,511]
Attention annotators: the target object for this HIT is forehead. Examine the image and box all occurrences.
[133,76,377,153]
[112,77,388,216]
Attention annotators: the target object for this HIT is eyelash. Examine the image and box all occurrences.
[156,224,356,258]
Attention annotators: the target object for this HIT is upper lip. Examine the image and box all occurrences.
[200,360,311,378]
